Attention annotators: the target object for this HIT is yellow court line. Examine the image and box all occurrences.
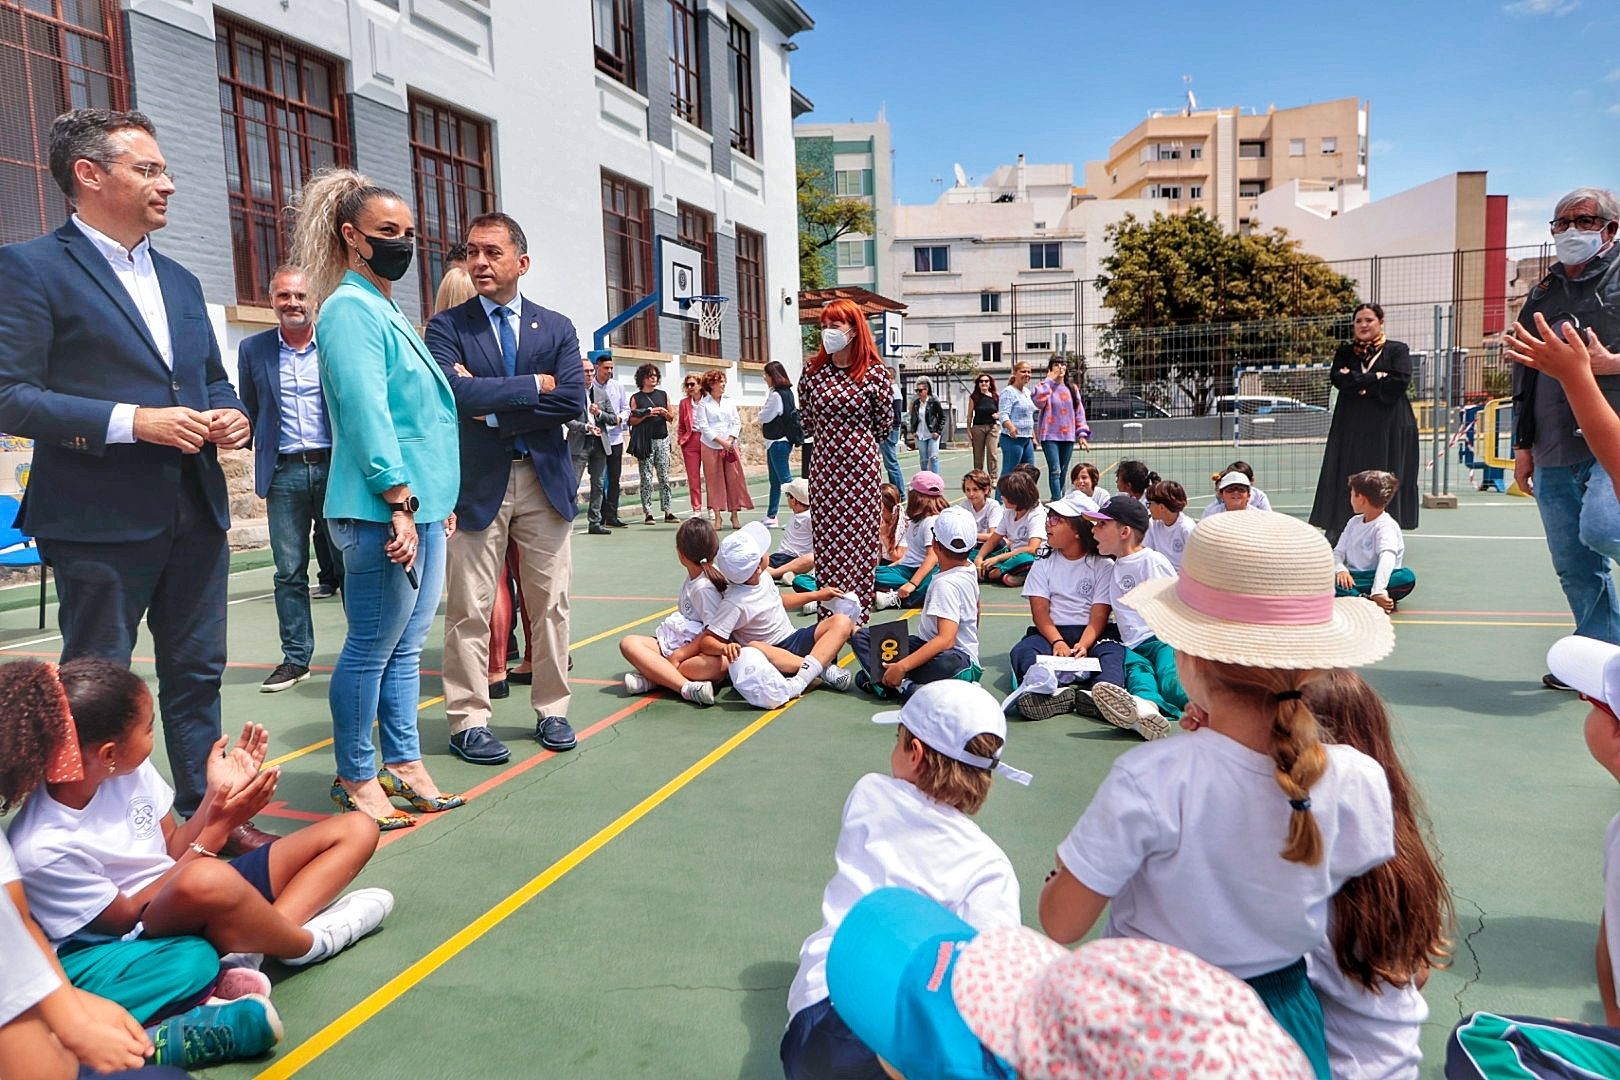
[263,696,444,769]
[567,606,677,651]
[251,662,832,1079]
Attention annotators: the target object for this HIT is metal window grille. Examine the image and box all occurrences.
[216,15,349,306]
[0,0,129,245]
[677,202,719,357]
[601,169,655,349]
[668,0,702,127]
[593,0,637,90]
[727,18,754,157]
[409,94,494,306]
[735,226,767,363]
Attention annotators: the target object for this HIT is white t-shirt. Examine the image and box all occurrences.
[1000,506,1048,551]
[898,514,938,569]
[1023,552,1114,626]
[8,761,176,945]
[1146,514,1198,571]
[967,498,1003,537]
[920,564,981,663]
[705,578,795,648]
[1334,513,1405,596]
[1306,916,1427,1080]
[1201,486,1273,518]
[0,834,60,1028]
[778,509,814,559]
[1108,547,1178,647]
[659,571,724,655]
[1057,729,1394,980]
[786,773,1020,1019]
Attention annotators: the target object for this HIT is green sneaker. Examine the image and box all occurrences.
[149,995,283,1069]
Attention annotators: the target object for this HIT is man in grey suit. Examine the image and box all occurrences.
[569,357,611,536]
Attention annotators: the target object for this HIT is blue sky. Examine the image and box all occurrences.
[789,0,1620,248]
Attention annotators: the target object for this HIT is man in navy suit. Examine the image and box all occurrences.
[238,265,342,694]
[427,212,588,765]
[0,110,268,849]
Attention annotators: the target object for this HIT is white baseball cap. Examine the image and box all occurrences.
[1218,471,1253,490]
[872,682,1031,785]
[1548,635,1620,708]
[715,521,772,584]
[932,506,977,555]
[1043,490,1098,518]
[783,477,811,506]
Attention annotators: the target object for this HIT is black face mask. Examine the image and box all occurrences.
[354,231,414,282]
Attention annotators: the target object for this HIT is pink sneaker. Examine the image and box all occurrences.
[211,966,272,1001]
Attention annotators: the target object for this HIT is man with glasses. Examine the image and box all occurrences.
[1510,187,1620,689]
[0,110,264,849]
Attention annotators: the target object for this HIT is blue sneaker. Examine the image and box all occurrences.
[149,995,283,1069]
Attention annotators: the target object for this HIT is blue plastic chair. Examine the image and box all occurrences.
[0,496,47,629]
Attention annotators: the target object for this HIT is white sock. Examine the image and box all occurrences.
[291,929,331,966]
[783,674,810,698]
[795,656,825,683]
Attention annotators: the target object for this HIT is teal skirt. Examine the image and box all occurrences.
[1244,958,1330,1079]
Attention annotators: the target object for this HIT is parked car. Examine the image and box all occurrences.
[1085,393,1172,420]
[1211,394,1327,416]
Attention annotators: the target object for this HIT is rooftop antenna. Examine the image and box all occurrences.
[1182,74,1197,114]
[952,163,968,188]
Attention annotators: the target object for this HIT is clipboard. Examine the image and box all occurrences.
[867,619,911,672]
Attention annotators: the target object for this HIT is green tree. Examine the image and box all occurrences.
[797,165,875,290]
[1094,209,1360,414]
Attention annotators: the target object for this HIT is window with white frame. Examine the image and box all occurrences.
[1147,185,1182,200]
[1189,144,1203,160]
[982,341,1002,364]
[1239,180,1266,197]
[1288,138,1305,157]
[835,239,866,268]
[1189,184,1203,199]
[913,245,949,273]
[1025,339,1051,352]
[1156,144,1181,161]
[1028,242,1061,270]
[980,291,1001,313]
[928,341,954,352]
[1321,136,1338,154]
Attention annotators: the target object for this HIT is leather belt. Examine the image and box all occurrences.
[278,449,329,463]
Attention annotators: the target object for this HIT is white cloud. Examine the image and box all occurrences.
[1368,138,1397,156]
[1506,194,1560,250]
[1608,103,1620,116]
[1604,69,1620,82]
[1503,0,1579,13]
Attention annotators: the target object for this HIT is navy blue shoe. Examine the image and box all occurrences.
[489,679,510,700]
[448,726,511,765]
[535,716,577,752]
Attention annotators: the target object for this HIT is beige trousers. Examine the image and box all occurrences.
[443,465,572,734]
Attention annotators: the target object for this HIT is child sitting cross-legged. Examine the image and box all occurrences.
[768,478,816,583]
[1333,470,1416,613]
[851,506,982,699]
[873,472,948,611]
[960,469,1002,557]
[780,681,1030,1080]
[1039,511,1398,1079]
[620,517,727,705]
[975,468,1046,588]
[8,659,395,977]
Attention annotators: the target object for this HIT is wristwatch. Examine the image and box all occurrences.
[387,496,420,514]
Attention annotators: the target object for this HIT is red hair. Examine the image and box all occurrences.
[806,299,881,384]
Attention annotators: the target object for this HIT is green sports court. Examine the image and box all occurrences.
[0,445,1602,1079]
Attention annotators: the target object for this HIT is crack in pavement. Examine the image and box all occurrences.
[1451,890,1486,1020]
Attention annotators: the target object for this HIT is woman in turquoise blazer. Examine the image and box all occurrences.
[293,169,462,830]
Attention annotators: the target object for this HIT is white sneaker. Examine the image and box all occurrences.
[820,664,853,692]
[623,672,652,694]
[1134,698,1170,740]
[874,590,900,610]
[761,517,779,527]
[681,681,716,706]
[1089,682,1140,733]
[799,600,819,616]
[286,887,394,966]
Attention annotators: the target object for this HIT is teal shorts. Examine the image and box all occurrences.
[58,934,220,1025]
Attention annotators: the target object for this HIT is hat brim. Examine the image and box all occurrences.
[1548,635,1620,704]
[951,926,1069,1065]
[1122,577,1394,669]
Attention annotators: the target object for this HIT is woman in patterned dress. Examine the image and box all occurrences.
[799,299,893,624]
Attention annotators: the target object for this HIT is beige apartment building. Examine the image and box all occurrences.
[1081,96,1369,232]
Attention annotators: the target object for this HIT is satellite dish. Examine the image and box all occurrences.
[952,163,968,188]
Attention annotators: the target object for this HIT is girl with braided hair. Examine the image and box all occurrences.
[1036,510,1399,1079]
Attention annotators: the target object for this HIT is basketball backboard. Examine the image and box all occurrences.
[658,236,706,322]
[879,311,905,359]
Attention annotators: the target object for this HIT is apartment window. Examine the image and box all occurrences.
[592,0,637,90]
[735,226,767,362]
[1028,242,1061,270]
[981,341,1002,365]
[601,170,655,349]
[727,19,755,157]
[1189,184,1203,199]
[833,169,870,197]
[1238,141,1266,159]
[668,0,702,126]
[410,96,494,305]
[1025,340,1051,352]
[678,202,719,357]
[1189,144,1203,160]
[1239,180,1267,197]
[835,239,866,268]
[1147,185,1182,200]
[1288,138,1305,157]
[913,245,949,273]
[1321,136,1338,154]
[216,16,349,306]
[980,291,1001,313]
[928,341,954,352]
[0,0,130,245]
[1156,144,1181,161]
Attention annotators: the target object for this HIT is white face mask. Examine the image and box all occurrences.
[821,327,850,354]
[1555,227,1608,268]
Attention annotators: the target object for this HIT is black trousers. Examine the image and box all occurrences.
[312,513,341,590]
[39,464,227,816]
[603,443,624,523]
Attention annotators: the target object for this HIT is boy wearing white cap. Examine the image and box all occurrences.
[769,478,816,582]
[851,506,982,698]
[781,682,1029,1080]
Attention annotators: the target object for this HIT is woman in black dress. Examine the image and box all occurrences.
[1309,303,1420,541]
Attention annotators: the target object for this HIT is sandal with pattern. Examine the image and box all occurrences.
[329,778,415,831]
[378,769,466,813]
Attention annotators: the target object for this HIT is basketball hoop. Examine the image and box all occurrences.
[691,294,729,341]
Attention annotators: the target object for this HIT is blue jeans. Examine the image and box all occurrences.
[766,439,794,517]
[881,426,904,490]
[266,459,330,666]
[1534,459,1620,643]
[1041,440,1075,499]
[998,434,1034,478]
[916,435,940,475]
[327,517,447,781]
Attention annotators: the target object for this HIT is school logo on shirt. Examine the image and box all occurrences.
[1117,573,1139,593]
[1077,579,1094,603]
[128,796,157,840]
[1173,535,1186,553]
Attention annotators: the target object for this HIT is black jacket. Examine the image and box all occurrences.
[1512,244,1620,450]
[908,396,945,437]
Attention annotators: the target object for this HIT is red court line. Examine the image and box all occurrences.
[0,647,615,685]
[375,694,660,850]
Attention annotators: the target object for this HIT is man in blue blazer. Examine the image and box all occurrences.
[427,212,588,765]
[0,110,264,848]
[238,265,343,694]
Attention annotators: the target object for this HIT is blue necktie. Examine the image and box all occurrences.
[493,306,527,455]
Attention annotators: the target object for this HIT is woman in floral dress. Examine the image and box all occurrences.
[799,299,894,624]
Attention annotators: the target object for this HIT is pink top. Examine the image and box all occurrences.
[1032,378,1090,442]
[677,395,701,447]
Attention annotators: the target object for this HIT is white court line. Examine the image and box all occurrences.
[1405,534,1545,541]
[1,588,278,652]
